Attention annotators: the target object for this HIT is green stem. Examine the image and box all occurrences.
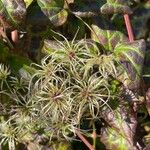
[92,123,97,149]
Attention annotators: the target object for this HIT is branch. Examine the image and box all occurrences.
[124,14,134,42]
[75,129,95,150]
[11,30,18,44]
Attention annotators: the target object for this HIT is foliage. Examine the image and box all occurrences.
[101,0,132,14]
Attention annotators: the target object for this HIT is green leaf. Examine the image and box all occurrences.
[101,107,137,150]
[114,39,145,76]
[19,65,37,80]
[42,39,63,56]
[91,24,128,52]
[24,0,34,8]
[0,41,10,62]
[101,128,132,150]
[7,55,32,72]
[114,39,146,89]
[101,0,132,14]
[0,0,26,30]
[52,141,72,150]
[68,0,105,17]
[91,22,145,89]
[37,0,68,27]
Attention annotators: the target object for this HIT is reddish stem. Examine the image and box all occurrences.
[75,129,95,150]
[11,30,18,44]
[124,14,134,42]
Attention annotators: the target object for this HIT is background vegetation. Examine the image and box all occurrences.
[0,0,150,150]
